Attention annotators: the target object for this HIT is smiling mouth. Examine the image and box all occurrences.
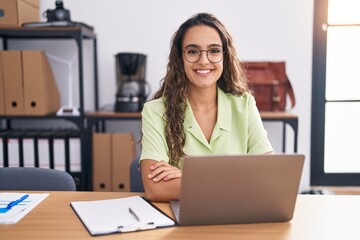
[195,69,212,74]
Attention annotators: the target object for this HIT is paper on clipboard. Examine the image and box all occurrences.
[70,196,175,235]
[0,193,49,224]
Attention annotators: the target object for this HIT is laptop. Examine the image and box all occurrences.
[170,154,304,226]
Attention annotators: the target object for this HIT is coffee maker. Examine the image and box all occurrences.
[114,53,149,112]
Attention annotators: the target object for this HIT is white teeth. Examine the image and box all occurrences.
[196,69,211,74]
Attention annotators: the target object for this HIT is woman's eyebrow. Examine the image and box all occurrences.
[184,44,200,49]
[184,43,222,49]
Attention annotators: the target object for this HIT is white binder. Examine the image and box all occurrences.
[7,137,20,167]
[53,137,66,171]
[22,138,35,167]
[37,134,50,169]
[69,136,81,172]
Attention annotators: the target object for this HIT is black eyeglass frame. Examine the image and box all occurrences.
[183,47,225,63]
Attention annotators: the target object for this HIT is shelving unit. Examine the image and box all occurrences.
[0,26,99,112]
[0,26,98,190]
[0,27,299,191]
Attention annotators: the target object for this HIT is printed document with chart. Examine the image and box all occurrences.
[0,192,49,224]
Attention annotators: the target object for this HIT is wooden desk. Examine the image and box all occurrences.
[1,191,360,239]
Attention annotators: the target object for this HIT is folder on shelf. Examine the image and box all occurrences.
[37,132,51,169]
[7,132,21,167]
[92,133,112,191]
[111,133,136,192]
[53,132,66,171]
[68,131,81,173]
[0,52,5,115]
[0,140,3,167]
[70,196,175,235]
[22,131,37,168]
[22,51,60,115]
[0,131,5,167]
[1,51,25,115]
[64,131,71,172]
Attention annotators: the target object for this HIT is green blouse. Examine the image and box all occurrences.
[140,88,273,166]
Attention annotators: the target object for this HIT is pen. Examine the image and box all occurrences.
[128,207,141,222]
[117,208,156,232]
[7,194,29,209]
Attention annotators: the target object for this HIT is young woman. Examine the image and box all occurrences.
[140,13,273,202]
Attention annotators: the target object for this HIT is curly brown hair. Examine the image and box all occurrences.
[153,13,248,167]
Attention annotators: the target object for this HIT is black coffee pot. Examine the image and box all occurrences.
[114,53,150,112]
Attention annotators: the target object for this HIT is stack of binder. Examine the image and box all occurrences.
[0,129,82,188]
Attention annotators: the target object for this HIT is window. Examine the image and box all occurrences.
[311,0,360,185]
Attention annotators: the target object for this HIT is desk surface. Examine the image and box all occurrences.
[1,192,360,240]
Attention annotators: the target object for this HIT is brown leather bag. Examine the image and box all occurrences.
[243,61,295,111]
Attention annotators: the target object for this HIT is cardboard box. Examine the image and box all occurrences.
[0,0,39,27]
[2,51,25,115]
[22,51,60,115]
[111,133,136,192]
[92,133,112,191]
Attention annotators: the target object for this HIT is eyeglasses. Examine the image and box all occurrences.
[183,47,224,63]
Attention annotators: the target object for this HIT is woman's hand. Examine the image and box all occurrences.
[147,160,182,183]
[141,159,181,201]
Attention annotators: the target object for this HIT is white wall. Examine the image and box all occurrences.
[38,0,314,191]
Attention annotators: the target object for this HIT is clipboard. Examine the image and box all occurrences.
[70,196,175,235]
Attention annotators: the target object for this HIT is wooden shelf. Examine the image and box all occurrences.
[86,111,141,119]
[260,111,298,120]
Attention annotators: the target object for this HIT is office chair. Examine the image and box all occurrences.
[0,167,76,191]
[130,158,144,192]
